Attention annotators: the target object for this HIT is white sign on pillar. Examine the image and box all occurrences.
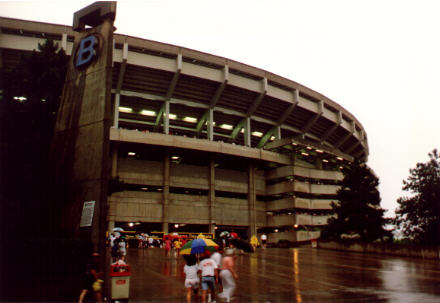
[80,201,96,227]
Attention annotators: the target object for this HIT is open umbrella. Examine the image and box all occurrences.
[180,238,219,255]
[230,238,254,253]
[219,231,230,238]
[113,227,124,232]
[229,232,238,239]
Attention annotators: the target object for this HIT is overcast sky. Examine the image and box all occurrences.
[2,0,440,217]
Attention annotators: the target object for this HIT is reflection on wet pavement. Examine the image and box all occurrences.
[123,247,440,302]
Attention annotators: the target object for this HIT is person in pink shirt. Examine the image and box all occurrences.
[218,248,238,303]
[164,238,172,258]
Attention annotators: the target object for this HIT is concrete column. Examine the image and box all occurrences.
[111,149,118,178]
[248,165,257,238]
[113,94,120,127]
[61,33,67,51]
[208,160,216,233]
[164,100,170,134]
[275,126,282,140]
[162,153,170,234]
[51,3,116,256]
[245,117,251,147]
[208,108,214,141]
[108,221,115,235]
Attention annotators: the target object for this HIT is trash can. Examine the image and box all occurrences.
[110,263,130,302]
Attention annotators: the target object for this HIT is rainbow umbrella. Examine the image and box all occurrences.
[180,238,218,255]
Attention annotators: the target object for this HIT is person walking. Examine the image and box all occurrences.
[260,233,267,249]
[198,251,218,303]
[118,236,127,261]
[250,235,259,250]
[164,237,172,258]
[183,254,200,303]
[174,238,182,257]
[78,252,104,303]
[218,248,237,303]
[210,249,223,294]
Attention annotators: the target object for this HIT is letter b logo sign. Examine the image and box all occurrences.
[76,35,98,68]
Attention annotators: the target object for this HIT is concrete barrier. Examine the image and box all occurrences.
[319,241,440,260]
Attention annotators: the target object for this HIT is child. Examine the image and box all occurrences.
[183,254,199,303]
[198,251,218,303]
[174,238,182,257]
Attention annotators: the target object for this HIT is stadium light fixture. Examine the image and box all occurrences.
[13,96,27,102]
[163,113,177,119]
[140,109,156,116]
[183,116,197,123]
[119,106,133,113]
[220,124,233,130]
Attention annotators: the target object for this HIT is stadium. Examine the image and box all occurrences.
[0,16,368,244]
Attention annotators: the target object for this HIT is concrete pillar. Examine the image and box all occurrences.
[164,100,170,134]
[245,117,251,147]
[275,126,282,140]
[248,165,257,238]
[113,93,120,128]
[108,221,115,235]
[208,108,214,141]
[209,160,216,234]
[162,153,170,234]
[50,2,116,255]
[111,149,118,178]
[61,33,67,51]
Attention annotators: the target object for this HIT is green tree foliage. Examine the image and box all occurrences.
[394,149,440,245]
[322,160,391,242]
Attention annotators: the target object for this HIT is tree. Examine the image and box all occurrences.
[0,39,68,301]
[394,149,440,245]
[322,160,391,242]
[1,39,67,233]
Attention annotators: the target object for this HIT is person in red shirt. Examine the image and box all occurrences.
[164,238,172,258]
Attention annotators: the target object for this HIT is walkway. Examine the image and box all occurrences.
[121,246,440,303]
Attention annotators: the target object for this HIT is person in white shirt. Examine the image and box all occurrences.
[260,233,267,249]
[183,254,199,303]
[210,250,223,294]
[198,251,218,303]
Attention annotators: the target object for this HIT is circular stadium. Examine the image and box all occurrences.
[0,16,368,244]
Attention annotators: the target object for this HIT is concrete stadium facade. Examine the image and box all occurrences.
[0,17,369,243]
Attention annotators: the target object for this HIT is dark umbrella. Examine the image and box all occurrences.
[230,238,254,253]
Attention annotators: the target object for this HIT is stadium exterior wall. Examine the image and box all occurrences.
[0,17,369,242]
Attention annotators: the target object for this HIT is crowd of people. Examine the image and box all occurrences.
[182,232,252,303]
[78,231,267,303]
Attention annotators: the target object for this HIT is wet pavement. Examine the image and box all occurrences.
[120,247,440,303]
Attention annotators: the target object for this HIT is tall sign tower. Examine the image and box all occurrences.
[50,2,116,254]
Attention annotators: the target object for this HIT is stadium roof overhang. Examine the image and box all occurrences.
[0,17,369,162]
